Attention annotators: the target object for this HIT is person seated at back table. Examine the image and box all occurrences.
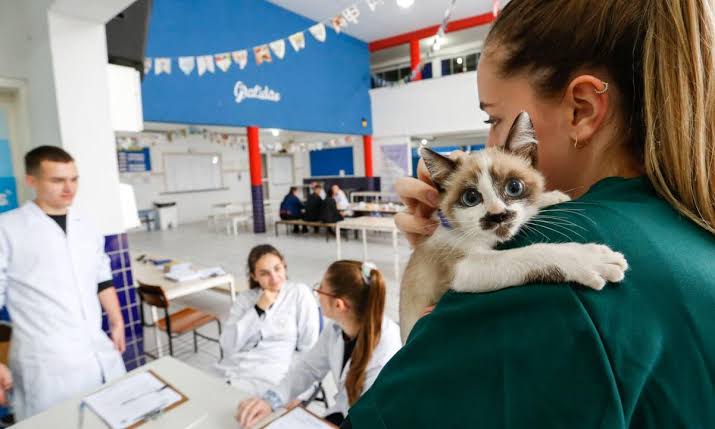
[303,184,324,233]
[279,187,306,233]
[321,187,344,234]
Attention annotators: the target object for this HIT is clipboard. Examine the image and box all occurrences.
[82,369,188,429]
[256,405,339,429]
[128,370,188,429]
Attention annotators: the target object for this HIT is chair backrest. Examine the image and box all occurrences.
[137,283,169,309]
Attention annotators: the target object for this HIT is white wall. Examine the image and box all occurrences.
[121,134,310,224]
[369,71,489,138]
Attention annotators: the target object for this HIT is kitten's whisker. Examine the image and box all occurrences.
[532,215,588,231]
[526,219,584,241]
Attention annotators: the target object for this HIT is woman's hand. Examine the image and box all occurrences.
[256,289,279,311]
[394,151,465,246]
[0,364,12,405]
[237,397,272,428]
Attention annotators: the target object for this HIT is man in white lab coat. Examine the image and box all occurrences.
[0,146,127,421]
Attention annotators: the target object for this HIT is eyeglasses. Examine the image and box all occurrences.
[313,283,339,299]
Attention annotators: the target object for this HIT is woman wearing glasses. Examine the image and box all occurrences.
[237,260,401,428]
[216,245,320,395]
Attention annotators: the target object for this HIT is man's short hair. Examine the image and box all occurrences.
[25,146,74,176]
[314,185,323,191]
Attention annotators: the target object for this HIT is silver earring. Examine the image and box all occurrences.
[595,81,609,94]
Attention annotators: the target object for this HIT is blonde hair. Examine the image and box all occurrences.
[487,0,715,234]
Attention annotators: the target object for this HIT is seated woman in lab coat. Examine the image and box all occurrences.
[216,245,320,395]
[237,260,402,428]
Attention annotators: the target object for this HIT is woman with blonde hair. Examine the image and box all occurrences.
[345,0,715,427]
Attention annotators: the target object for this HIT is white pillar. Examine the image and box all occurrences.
[47,11,125,235]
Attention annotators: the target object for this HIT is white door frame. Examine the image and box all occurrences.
[0,78,32,203]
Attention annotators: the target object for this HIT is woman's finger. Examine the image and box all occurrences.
[395,177,439,210]
[246,406,270,429]
[394,212,438,237]
[239,399,259,427]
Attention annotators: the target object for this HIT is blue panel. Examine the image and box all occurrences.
[0,177,18,213]
[142,0,372,135]
[251,185,266,233]
[0,140,13,177]
[309,147,354,176]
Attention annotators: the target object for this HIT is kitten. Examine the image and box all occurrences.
[399,112,629,342]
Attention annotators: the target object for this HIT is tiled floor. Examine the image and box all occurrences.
[129,220,412,412]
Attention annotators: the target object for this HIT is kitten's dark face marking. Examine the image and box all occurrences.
[421,112,546,244]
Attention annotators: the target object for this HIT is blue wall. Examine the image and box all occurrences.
[310,147,354,177]
[0,112,18,213]
[143,0,372,135]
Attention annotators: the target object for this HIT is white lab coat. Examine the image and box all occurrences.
[0,202,126,420]
[217,282,320,395]
[271,316,401,417]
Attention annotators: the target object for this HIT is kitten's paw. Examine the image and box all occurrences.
[561,243,629,290]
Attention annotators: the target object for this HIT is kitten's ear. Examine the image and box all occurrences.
[420,147,457,190]
[504,111,538,166]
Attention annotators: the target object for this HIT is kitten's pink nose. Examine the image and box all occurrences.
[486,204,506,215]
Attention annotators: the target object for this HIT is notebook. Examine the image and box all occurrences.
[258,406,338,429]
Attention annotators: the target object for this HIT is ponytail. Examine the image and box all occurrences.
[325,260,386,405]
[642,1,715,234]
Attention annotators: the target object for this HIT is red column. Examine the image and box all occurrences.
[247,126,266,233]
[410,39,422,81]
[363,135,374,177]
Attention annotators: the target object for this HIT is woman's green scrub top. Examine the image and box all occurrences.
[346,177,715,428]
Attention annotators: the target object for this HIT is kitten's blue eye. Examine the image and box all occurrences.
[505,179,525,197]
[461,189,482,207]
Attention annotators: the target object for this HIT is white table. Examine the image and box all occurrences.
[132,252,246,357]
[336,217,401,280]
[12,356,251,429]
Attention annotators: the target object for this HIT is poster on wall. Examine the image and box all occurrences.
[0,177,18,213]
[380,143,411,196]
[118,148,152,173]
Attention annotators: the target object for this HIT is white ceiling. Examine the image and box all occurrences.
[267,0,496,42]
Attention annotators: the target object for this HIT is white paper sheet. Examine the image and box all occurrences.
[265,407,334,429]
[83,372,183,429]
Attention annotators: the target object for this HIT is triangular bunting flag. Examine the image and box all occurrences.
[332,15,348,33]
[288,32,306,52]
[269,39,286,60]
[178,56,195,75]
[154,58,172,75]
[366,0,384,12]
[144,58,152,74]
[197,55,215,76]
[214,52,232,72]
[254,45,272,65]
[342,5,360,24]
[309,23,327,42]
[232,50,248,69]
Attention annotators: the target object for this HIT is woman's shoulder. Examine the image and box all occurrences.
[376,317,402,353]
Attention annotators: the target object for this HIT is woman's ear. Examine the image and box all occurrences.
[564,74,610,146]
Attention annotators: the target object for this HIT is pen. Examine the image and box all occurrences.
[120,384,169,406]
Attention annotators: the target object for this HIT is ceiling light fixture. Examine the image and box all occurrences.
[456,57,463,65]
[271,129,280,137]
[396,0,415,9]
